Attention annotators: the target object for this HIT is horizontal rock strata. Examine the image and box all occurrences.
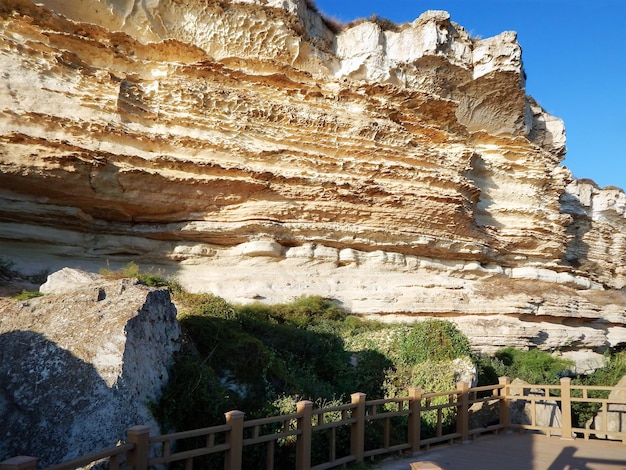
[0,0,624,363]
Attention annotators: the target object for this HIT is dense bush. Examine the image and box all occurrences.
[157,301,477,437]
[476,347,574,386]
[395,319,472,366]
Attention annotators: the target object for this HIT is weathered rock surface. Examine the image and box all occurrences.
[0,0,624,366]
[0,271,180,465]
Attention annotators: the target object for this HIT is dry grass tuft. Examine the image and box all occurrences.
[581,288,626,307]
[474,276,577,300]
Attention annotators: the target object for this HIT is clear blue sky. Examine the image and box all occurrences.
[314,0,626,191]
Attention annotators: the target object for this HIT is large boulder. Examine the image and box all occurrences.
[0,271,180,466]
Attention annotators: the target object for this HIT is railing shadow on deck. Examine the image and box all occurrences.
[2,377,625,470]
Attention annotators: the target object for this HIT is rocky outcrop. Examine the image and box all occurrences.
[0,272,180,466]
[561,180,626,289]
[0,0,624,365]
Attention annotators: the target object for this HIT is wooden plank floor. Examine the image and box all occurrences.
[374,433,626,469]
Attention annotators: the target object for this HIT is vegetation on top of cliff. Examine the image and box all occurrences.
[346,15,401,32]
[303,0,401,35]
[100,261,181,289]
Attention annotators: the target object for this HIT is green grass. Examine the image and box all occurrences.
[12,290,43,300]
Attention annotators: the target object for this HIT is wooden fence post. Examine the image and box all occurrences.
[560,377,574,440]
[408,387,422,454]
[126,425,151,470]
[296,400,313,470]
[0,456,38,470]
[456,381,470,442]
[351,392,366,463]
[225,410,245,470]
[498,376,511,431]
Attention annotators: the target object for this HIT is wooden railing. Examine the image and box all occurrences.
[502,377,626,441]
[2,377,624,470]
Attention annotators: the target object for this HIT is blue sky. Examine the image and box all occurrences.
[314,1,626,191]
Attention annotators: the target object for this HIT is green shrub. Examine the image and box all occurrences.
[151,350,234,432]
[395,319,472,366]
[161,293,358,432]
[237,295,346,326]
[350,349,394,398]
[383,360,458,437]
[177,292,236,319]
[476,347,574,386]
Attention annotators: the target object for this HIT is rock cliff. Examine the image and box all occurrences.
[0,272,180,466]
[0,0,625,363]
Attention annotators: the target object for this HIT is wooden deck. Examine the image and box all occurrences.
[374,433,626,469]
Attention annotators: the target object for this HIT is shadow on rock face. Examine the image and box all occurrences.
[0,328,164,467]
[0,330,111,464]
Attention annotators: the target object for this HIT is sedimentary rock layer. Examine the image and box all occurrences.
[0,0,624,359]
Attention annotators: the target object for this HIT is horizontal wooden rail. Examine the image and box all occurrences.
[4,378,625,470]
[42,443,134,470]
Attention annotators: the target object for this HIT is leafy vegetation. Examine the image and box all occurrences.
[475,347,574,386]
[396,319,472,365]
[149,295,479,465]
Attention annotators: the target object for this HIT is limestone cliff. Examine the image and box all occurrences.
[0,0,624,362]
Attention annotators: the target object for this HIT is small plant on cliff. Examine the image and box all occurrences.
[12,290,43,300]
[99,261,181,291]
[345,14,400,32]
[100,261,140,280]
